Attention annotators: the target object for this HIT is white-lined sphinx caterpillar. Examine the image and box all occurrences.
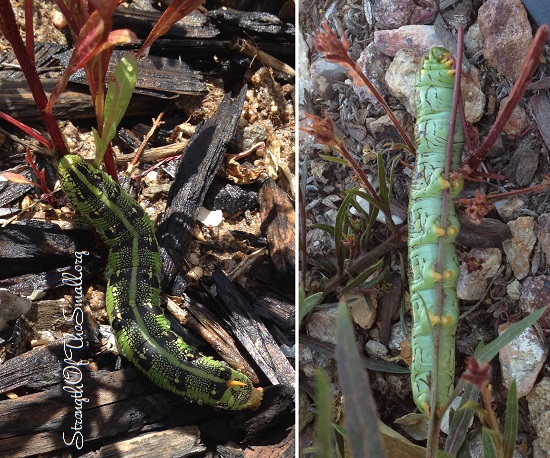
[409,48,464,416]
[58,154,263,410]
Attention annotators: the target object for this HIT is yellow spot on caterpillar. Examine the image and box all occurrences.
[434,225,446,237]
[432,271,443,282]
[448,69,456,76]
[429,313,454,326]
[226,380,247,388]
[443,270,454,280]
[440,177,450,189]
[447,226,458,236]
[422,403,430,417]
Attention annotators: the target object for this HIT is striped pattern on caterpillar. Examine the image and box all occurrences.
[408,47,464,416]
[59,154,263,410]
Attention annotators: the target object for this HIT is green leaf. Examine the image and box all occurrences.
[481,427,499,458]
[503,378,518,458]
[335,303,386,457]
[94,53,138,166]
[340,259,385,293]
[310,223,336,236]
[299,289,324,326]
[312,369,334,458]
[444,384,478,455]
[475,307,548,363]
[320,154,351,166]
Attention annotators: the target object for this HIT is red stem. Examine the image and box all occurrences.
[0,3,68,156]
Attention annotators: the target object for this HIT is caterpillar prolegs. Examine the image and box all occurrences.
[58,154,263,410]
[409,48,464,416]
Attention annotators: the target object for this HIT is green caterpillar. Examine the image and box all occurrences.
[58,154,263,410]
[408,48,464,416]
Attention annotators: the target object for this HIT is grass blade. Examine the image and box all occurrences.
[503,378,518,458]
[335,302,386,457]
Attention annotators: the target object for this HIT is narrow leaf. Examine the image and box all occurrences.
[300,290,324,326]
[94,53,138,165]
[335,303,386,457]
[313,369,334,458]
[445,384,479,454]
[503,378,518,458]
[481,428,498,458]
[1,172,34,185]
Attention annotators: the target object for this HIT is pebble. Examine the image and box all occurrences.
[478,0,533,80]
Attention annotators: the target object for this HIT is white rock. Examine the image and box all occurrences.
[499,323,548,397]
[197,207,223,227]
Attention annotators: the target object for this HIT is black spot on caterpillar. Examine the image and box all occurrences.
[409,48,464,416]
[58,154,263,410]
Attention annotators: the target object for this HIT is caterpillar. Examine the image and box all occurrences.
[408,47,464,416]
[58,154,263,410]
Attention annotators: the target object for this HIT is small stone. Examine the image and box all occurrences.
[365,340,388,358]
[494,198,526,222]
[519,276,550,329]
[356,43,392,102]
[309,57,348,100]
[506,279,521,300]
[388,319,412,352]
[502,217,536,279]
[498,322,548,397]
[0,290,32,330]
[464,22,483,56]
[457,248,502,301]
[501,96,531,137]
[342,290,377,330]
[374,25,440,57]
[385,47,423,115]
[305,307,339,345]
[527,378,550,455]
[478,0,533,80]
[373,0,420,29]
[197,207,223,227]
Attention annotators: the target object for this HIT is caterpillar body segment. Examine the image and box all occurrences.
[409,48,464,416]
[58,154,262,410]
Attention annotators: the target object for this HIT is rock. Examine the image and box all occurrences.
[537,214,550,267]
[457,248,502,301]
[385,47,423,115]
[519,275,550,328]
[498,322,548,397]
[461,65,485,123]
[502,217,536,279]
[366,112,413,147]
[305,306,339,345]
[374,25,440,57]
[478,0,533,80]
[0,289,32,330]
[356,42,392,102]
[501,95,531,137]
[494,198,526,222]
[342,289,378,330]
[373,0,419,29]
[388,319,412,352]
[527,377,550,455]
[365,339,388,358]
[309,56,349,100]
[506,279,521,300]
[464,22,483,56]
